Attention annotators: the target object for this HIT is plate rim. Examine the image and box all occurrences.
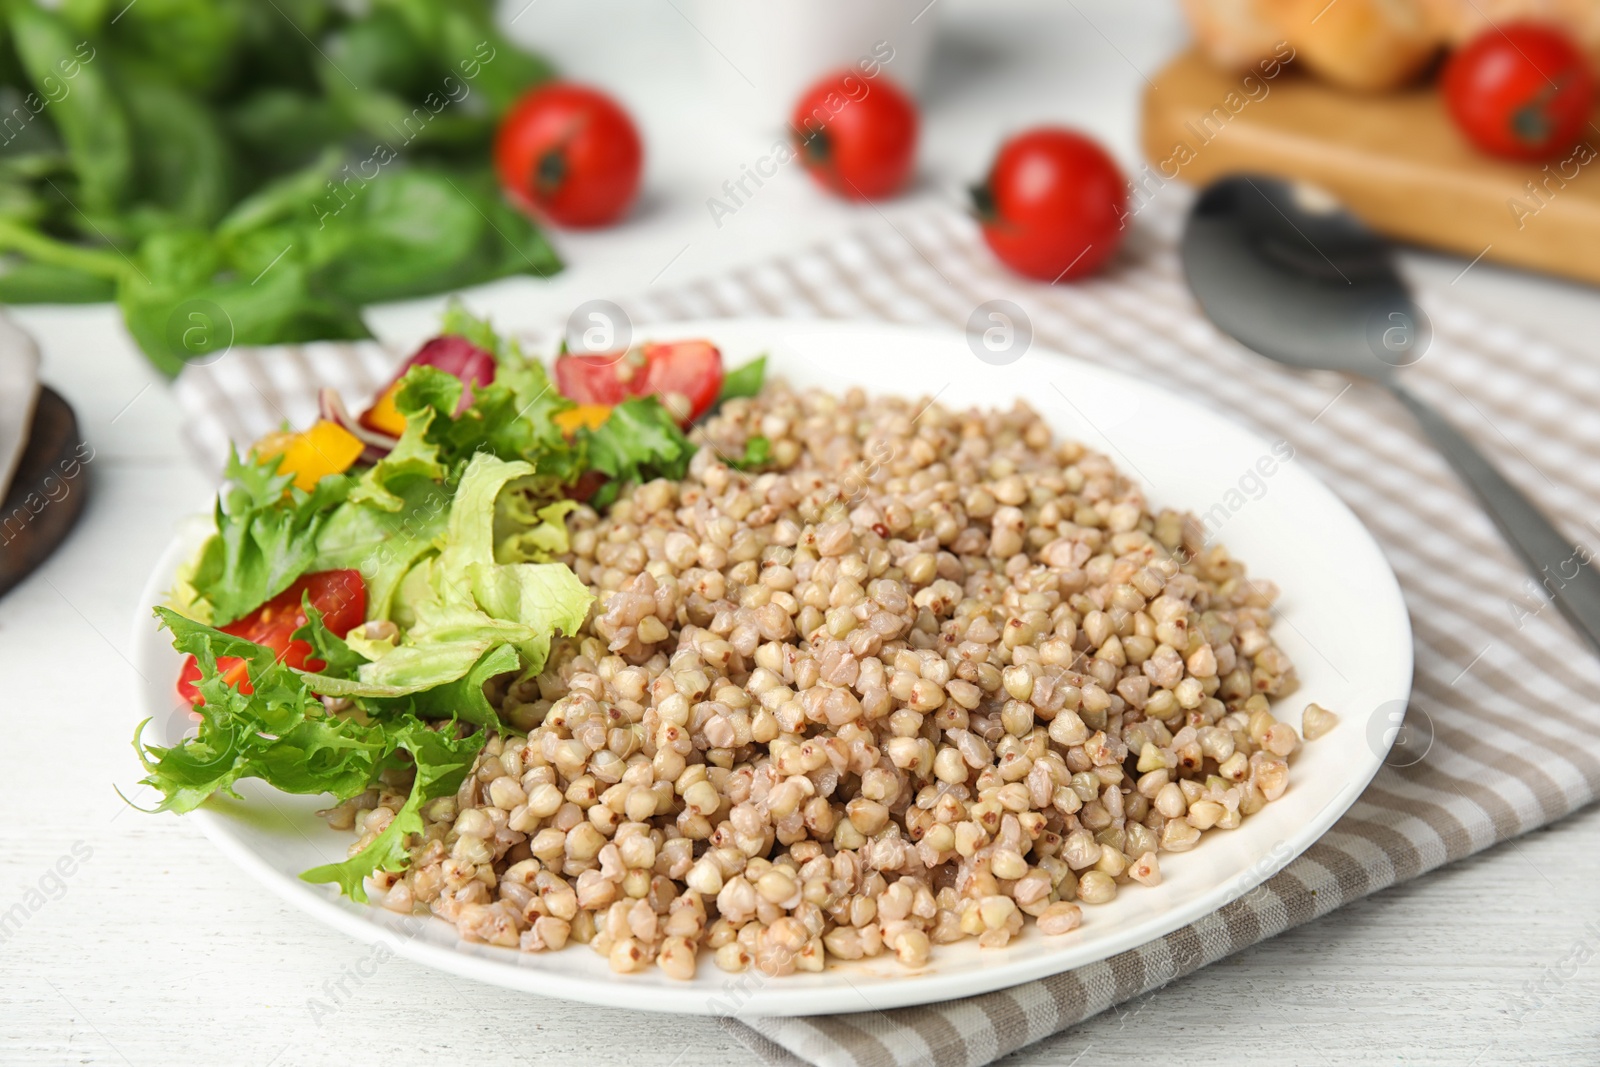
[132,315,1414,1017]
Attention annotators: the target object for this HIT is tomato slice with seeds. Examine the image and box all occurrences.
[553,340,723,426]
[177,570,367,705]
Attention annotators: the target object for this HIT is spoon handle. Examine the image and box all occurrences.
[1388,380,1600,657]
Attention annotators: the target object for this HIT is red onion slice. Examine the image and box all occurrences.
[320,387,398,463]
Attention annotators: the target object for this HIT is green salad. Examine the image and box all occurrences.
[135,306,763,900]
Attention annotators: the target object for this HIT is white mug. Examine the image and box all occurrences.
[685,0,939,133]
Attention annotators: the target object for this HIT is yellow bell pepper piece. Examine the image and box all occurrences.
[254,419,365,492]
[363,381,407,437]
[553,404,612,437]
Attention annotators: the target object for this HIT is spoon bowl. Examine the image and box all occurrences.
[1182,175,1428,380]
[1181,173,1600,658]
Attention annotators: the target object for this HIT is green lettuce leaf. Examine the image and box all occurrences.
[438,300,505,356]
[438,452,532,591]
[139,607,490,903]
[290,598,369,679]
[406,643,521,728]
[468,560,593,674]
[583,396,695,508]
[496,485,577,563]
[300,602,517,697]
[357,343,582,494]
[190,449,352,626]
[138,608,396,812]
[303,453,593,697]
[299,718,485,903]
[346,370,450,512]
[313,477,452,622]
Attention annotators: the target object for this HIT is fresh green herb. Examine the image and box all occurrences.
[0,0,559,371]
[298,718,486,902]
[583,396,696,508]
[732,435,771,470]
[138,608,414,813]
[717,355,767,403]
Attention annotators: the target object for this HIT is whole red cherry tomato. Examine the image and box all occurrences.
[555,340,724,426]
[1442,23,1596,161]
[495,83,643,227]
[177,570,367,705]
[791,70,918,200]
[973,128,1128,282]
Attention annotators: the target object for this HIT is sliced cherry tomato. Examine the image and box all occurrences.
[792,70,919,200]
[177,570,367,705]
[494,83,643,228]
[973,127,1128,282]
[359,334,497,437]
[554,340,723,425]
[1443,23,1596,161]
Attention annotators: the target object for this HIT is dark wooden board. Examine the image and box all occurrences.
[0,387,89,598]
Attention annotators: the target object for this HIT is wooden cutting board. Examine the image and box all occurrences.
[1141,48,1600,286]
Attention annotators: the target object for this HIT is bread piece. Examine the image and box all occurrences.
[1419,0,1600,66]
[1264,0,1441,91]
[1180,0,1283,69]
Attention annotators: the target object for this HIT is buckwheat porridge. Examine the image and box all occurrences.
[322,381,1337,979]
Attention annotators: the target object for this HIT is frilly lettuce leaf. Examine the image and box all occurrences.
[439,301,506,357]
[468,560,592,674]
[139,606,488,903]
[298,717,486,903]
[289,597,368,678]
[407,643,521,728]
[347,369,452,511]
[438,452,531,592]
[138,608,404,812]
[189,449,353,626]
[300,603,513,697]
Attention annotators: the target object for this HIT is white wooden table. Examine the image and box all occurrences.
[3,2,1598,1063]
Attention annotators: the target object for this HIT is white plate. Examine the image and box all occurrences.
[132,318,1413,1017]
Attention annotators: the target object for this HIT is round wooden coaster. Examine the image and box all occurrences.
[0,387,90,598]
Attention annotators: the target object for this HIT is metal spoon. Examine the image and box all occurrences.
[1181,174,1600,657]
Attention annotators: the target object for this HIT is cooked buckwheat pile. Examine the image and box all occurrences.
[327,381,1321,979]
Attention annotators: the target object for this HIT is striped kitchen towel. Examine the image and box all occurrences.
[174,194,1600,1067]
